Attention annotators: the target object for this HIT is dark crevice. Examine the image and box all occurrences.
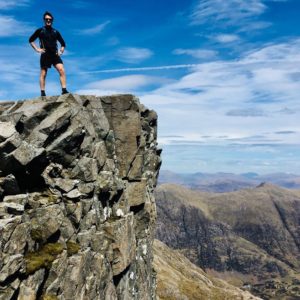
[0,272,27,288]
[109,190,123,207]
[130,203,145,215]
[136,135,141,147]
[46,131,85,168]
[36,268,50,299]
[99,191,110,208]
[46,229,61,244]
[15,102,63,136]
[22,114,50,136]
[69,217,81,230]
[66,210,81,230]
[149,119,157,126]
[43,101,63,113]
[43,118,71,148]
[141,109,149,118]
[14,154,48,192]
[64,131,86,155]
[113,264,131,287]
[127,178,142,183]
[10,287,20,300]
[15,120,24,134]
[83,99,90,107]
[24,242,29,253]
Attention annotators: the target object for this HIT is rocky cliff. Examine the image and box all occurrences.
[0,94,161,300]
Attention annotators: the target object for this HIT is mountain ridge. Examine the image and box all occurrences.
[155,183,300,299]
[158,170,300,192]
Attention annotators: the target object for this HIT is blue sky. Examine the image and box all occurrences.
[1,0,300,174]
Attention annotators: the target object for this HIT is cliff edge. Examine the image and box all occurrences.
[0,94,161,299]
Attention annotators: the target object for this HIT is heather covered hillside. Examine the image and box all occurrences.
[155,183,300,299]
[154,239,261,300]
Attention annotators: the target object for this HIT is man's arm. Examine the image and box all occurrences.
[56,31,66,55]
[29,29,45,53]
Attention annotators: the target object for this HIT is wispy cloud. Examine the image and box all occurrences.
[76,21,111,35]
[0,0,29,10]
[79,64,199,74]
[116,47,153,64]
[214,34,240,43]
[276,107,296,115]
[226,108,267,117]
[275,131,296,135]
[0,15,33,36]
[76,74,170,96]
[190,0,282,33]
[139,38,300,147]
[81,74,162,91]
[105,36,120,46]
[237,21,272,32]
[173,48,217,59]
[190,0,267,26]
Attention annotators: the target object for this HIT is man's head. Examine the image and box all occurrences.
[43,11,54,27]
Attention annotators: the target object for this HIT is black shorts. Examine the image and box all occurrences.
[40,52,63,69]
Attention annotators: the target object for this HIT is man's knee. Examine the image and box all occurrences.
[55,64,65,76]
[40,69,47,78]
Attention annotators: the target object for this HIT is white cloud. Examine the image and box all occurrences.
[0,0,29,10]
[237,21,272,32]
[0,15,33,36]
[139,38,300,146]
[173,48,217,59]
[190,0,283,32]
[83,74,161,91]
[76,74,170,96]
[76,21,110,35]
[116,47,153,64]
[191,0,267,26]
[226,108,267,117]
[214,34,240,43]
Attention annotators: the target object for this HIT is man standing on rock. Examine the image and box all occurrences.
[29,11,69,97]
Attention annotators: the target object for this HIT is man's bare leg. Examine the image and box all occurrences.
[40,68,47,96]
[54,63,68,90]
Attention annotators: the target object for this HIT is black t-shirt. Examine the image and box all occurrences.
[29,26,66,54]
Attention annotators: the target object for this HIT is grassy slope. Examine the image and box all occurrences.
[154,239,261,300]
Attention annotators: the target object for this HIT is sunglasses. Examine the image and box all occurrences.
[44,18,53,22]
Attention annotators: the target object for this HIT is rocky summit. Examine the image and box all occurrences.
[0,94,161,300]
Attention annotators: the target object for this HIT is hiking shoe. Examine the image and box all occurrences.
[62,88,69,95]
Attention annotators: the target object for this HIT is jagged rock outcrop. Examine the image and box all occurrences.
[0,94,161,300]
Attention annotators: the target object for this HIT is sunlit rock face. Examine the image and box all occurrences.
[0,94,161,300]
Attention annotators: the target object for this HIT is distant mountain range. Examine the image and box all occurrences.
[155,183,300,299]
[158,170,300,192]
